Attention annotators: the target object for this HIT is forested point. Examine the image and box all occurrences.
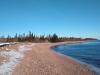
[0,32,97,43]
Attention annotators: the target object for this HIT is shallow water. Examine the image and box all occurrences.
[52,40,100,74]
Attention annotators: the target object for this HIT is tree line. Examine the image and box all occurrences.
[0,32,97,43]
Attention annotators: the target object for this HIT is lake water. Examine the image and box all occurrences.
[52,40,100,74]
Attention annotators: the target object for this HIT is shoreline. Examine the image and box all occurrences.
[50,41,100,74]
[0,41,96,75]
[51,47,99,75]
[11,41,96,75]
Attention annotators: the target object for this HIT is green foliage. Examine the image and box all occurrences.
[49,34,59,42]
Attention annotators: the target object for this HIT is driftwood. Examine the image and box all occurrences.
[0,43,10,47]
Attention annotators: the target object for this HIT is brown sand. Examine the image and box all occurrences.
[11,42,96,75]
[0,56,9,65]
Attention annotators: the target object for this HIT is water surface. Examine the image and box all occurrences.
[52,40,100,74]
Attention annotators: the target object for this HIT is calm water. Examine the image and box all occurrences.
[52,40,100,73]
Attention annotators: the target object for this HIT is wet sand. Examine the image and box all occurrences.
[11,41,96,75]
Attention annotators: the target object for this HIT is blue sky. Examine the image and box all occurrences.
[0,0,100,39]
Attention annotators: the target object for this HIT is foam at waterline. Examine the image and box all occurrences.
[0,43,35,75]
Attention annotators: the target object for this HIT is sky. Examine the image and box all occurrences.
[0,0,100,39]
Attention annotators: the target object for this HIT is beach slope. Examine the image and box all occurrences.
[12,42,96,75]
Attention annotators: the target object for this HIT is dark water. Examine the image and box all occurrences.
[52,40,100,73]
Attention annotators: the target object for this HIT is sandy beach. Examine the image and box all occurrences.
[0,41,96,75]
